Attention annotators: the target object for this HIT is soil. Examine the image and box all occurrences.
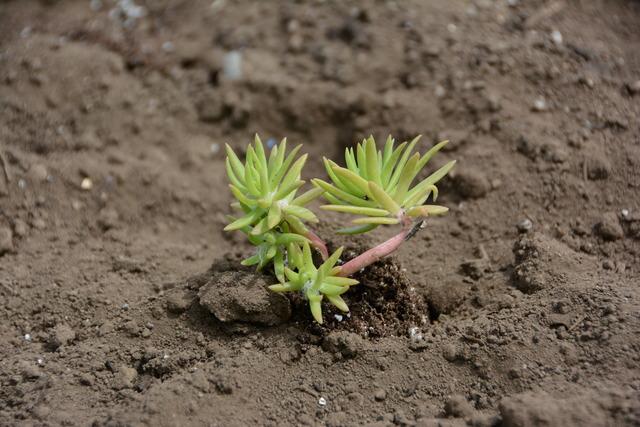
[1,0,640,426]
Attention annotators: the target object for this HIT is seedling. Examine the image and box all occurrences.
[225,134,455,323]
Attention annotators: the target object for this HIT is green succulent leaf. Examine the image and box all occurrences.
[319,135,455,232]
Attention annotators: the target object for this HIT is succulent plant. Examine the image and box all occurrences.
[224,134,455,323]
[269,242,358,324]
[312,135,455,234]
[224,135,327,280]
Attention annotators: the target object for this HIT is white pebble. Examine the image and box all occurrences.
[24,334,32,341]
[621,209,629,218]
[447,23,457,33]
[162,41,175,53]
[37,358,44,365]
[532,98,547,112]
[551,30,563,45]
[318,397,327,406]
[81,177,93,191]
[517,218,533,232]
[334,314,343,322]
[210,143,220,155]
[223,51,243,81]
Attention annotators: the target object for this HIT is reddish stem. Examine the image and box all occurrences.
[305,229,329,260]
[337,228,409,277]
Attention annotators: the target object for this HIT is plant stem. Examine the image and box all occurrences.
[337,219,425,277]
[305,229,329,260]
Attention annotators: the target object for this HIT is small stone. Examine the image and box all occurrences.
[318,397,327,406]
[550,30,563,45]
[442,343,460,362]
[322,331,365,359]
[627,80,640,96]
[0,226,14,255]
[165,289,196,313]
[27,164,49,183]
[516,219,533,233]
[374,389,387,402]
[532,97,547,112]
[586,157,611,180]
[48,324,76,350]
[113,365,137,389]
[444,394,475,418]
[13,219,28,237]
[594,213,624,241]
[453,169,490,199]
[97,208,119,231]
[80,177,93,190]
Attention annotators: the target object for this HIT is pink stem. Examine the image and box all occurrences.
[305,229,329,260]
[338,228,409,277]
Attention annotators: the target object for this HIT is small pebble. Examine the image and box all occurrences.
[374,389,387,401]
[80,178,93,191]
[532,98,547,112]
[517,219,533,233]
[551,30,563,45]
[210,143,220,155]
[0,227,14,254]
[24,334,32,341]
[223,51,242,81]
[318,397,327,406]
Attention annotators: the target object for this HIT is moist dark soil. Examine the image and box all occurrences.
[2,0,640,426]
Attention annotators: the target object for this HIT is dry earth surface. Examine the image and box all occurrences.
[1,0,640,426]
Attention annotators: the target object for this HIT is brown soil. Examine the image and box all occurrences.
[1,0,640,426]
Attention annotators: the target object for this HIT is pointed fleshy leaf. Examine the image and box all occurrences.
[275,233,308,245]
[382,135,394,167]
[241,254,260,266]
[415,140,449,172]
[381,141,408,187]
[274,179,304,200]
[406,160,456,202]
[326,295,349,312]
[225,143,245,180]
[250,217,271,235]
[365,136,381,185]
[324,276,359,286]
[388,135,420,190]
[392,152,420,203]
[308,293,323,324]
[312,179,375,208]
[336,223,378,235]
[292,187,324,206]
[271,144,302,187]
[284,267,299,283]
[352,216,400,225]
[325,158,365,197]
[331,166,370,196]
[320,205,389,217]
[288,243,303,269]
[267,202,282,229]
[406,205,449,217]
[274,249,285,283]
[226,158,246,191]
[284,205,318,222]
[269,282,296,292]
[404,184,438,208]
[345,147,359,174]
[229,184,253,206]
[368,181,401,214]
[224,211,261,231]
[318,283,347,296]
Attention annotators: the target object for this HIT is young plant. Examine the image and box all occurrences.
[225,134,455,323]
